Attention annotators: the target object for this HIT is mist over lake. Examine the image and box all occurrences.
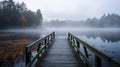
[0,0,120,67]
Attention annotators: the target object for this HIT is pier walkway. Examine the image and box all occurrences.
[25,32,120,67]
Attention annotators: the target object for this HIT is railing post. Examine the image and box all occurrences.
[37,43,41,52]
[48,36,49,45]
[53,32,55,38]
[83,46,89,66]
[51,32,54,41]
[45,39,47,49]
[83,46,89,58]
[26,47,31,65]
[51,34,53,39]
[51,34,52,41]
[76,40,80,54]
[73,38,75,44]
[68,33,70,39]
[37,43,41,59]
[25,32,55,66]
[95,55,101,67]
[76,40,80,48]
[68,33,120,67]
[45,39,47,45]
[71,36,73,45]
[70,35,72,41]
[111,59,120,67]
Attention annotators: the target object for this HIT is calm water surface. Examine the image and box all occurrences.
[45,28,120,64]
[1,28,120,67]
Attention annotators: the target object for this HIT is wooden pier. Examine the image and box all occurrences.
[25,32,120,67]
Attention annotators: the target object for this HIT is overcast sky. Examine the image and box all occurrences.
[5,0,120,20]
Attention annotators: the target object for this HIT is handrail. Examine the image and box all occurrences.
[25,32,55,67]
[68,33,120,67]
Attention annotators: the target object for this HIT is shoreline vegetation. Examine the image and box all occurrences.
[0,33,34,67]
[0,0,43,29]
[0,0,43,66]
[0,0,120,67]
[0,39,32,66]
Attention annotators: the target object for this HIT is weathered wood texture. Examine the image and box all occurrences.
[68,33,120,67]
[25,32,55,67]
[35,38,85,67]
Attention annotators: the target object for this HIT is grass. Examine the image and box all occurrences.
[0,33,13,37]
[0,39,33,65]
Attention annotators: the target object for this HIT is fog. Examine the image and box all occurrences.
[40,22,120,62]
[0,28,43,33]
[1,0,120,67]
[14,0,120,20]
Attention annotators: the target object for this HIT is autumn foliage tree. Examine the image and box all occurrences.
[0,0,43,29]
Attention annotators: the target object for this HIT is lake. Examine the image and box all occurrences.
[0,28,120,67]
[44,28,120,66]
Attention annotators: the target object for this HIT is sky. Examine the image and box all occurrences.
[3,0,120,20]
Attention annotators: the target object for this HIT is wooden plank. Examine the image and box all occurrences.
[35,38,86,67]
[68,33,120,67]
[25,32,55,67]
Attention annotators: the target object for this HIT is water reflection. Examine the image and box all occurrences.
[0,28,120,66]
[47,28,120,42]
[46,28,120,62]
[78,35,120,62]
[79,31,120,42]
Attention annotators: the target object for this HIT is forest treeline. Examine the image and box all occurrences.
[44,14,120,28]
[83,14,120,27]
[0,0,43,29]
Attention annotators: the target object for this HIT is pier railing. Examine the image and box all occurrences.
[68,33,120,67]
[25,32,55,67]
